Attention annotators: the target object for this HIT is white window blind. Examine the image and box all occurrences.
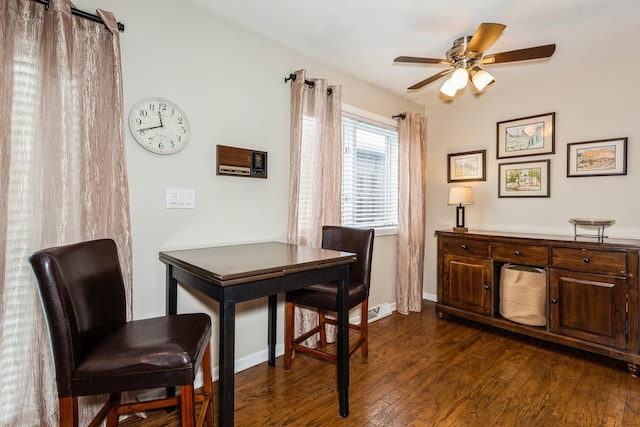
[341,112,398,228]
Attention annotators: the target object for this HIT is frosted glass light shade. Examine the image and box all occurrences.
[440,78,458,97]
[471,67,495,91]
[450,68,469,90]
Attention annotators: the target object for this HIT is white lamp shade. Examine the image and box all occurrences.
[440,78,458,97]
[448,187,474,205]
[471,67,495,92]
[449,68,469,90]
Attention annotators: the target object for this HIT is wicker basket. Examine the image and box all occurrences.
[499,264,546,326]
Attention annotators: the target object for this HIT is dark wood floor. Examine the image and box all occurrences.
[120,300,640,426]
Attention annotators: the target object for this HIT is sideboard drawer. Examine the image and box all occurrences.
[442,237,489,257]
[491,242,549,265]
[551,247,627,276]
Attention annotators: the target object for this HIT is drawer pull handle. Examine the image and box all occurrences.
[550,298,558,304]
[514,250,521,256]
[483,285,490,290]
[583,257,590,263]
[461,244,468,250]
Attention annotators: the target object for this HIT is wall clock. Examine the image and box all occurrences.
[128,97,191,154]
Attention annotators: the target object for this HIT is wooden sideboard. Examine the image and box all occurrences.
[435,229,640,374]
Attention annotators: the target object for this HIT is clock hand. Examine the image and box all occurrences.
[138,124,163,131]
[138,112,165,131]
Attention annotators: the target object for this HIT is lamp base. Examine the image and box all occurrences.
[453,226,468,233]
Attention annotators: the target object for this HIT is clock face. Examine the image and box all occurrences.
[128,97,191,154]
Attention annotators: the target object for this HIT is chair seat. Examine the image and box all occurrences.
[286,282,367,312]
[73,313,211,396]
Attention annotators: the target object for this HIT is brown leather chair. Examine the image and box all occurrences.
[284,226,374,369]
[29,239,214,427]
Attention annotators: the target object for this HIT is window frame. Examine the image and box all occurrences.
[341,104,399,235]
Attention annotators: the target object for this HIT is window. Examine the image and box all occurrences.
[341,108,398,228]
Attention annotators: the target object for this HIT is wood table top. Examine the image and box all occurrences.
[159,241,356,286]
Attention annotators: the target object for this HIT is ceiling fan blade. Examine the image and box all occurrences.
[464,23,506,57]
[394,56,451,65]
[408,69,453,90]
[480,44,556,64]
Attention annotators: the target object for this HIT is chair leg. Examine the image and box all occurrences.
[360,300,369,358]
[59,396,78,427]
[202,343,214,427]
[284,301,295,370]
[318,311,328,345]
[180,385,195,427]
[105,393,121,427]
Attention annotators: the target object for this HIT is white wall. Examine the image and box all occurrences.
[424,55,640,296]
[73,0,422,367]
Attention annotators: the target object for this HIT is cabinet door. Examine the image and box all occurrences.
[443,254,492,316]
[549,269,626,349]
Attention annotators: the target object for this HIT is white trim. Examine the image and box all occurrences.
[423,292,437,302]
[374,226,398,236]
[342,104,398,128]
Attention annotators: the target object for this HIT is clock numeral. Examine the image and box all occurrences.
[159,103,167,111]
[136,118,142,125]
[139,110,148,117]
[148,103,156,111]
[158,142,164,150]
[177,117,183,125]
[138,130,146,136]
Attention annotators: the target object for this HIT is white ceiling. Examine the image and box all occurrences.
[179,0,640,108]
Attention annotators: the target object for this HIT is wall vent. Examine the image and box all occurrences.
[367,303,393,323]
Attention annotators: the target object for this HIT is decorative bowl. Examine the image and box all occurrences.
[569,218,616,227]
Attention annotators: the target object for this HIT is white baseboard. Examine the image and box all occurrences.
[423,292,437,302]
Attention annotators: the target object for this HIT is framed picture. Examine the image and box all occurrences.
[447,149,486,182]
[567,137,627,177]
[498,159,550,198]
[497,112,555,159]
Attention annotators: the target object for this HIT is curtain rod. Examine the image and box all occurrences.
[33,0,125,32]
[284,73,333,96]
[392,113,406,120]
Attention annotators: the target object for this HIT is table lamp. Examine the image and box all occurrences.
[448,187,473,232]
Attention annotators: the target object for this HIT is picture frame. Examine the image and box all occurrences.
[447,149,486,182]
[498,159,550,198]
[497,112,555,159]
[566,137,627,177]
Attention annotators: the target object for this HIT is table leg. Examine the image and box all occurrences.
[165,265,177,316]
[336,264,350,417]
[219,298,236,427]
[165,265,178,400]
[268,294,277,367]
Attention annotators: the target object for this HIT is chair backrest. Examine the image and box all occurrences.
[29,238,126,397]
[321,226,375,294]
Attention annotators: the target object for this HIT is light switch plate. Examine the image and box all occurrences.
[166,188,195,209]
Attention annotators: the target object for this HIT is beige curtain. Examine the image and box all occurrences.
[396,113,427,314]
[287,69,342,346]
[0,0,131,424]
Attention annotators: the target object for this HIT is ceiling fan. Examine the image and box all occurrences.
[394,23,556,96]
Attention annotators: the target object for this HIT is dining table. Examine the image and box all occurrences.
[159,241,356,426]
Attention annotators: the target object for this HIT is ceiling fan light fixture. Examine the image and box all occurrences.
[440,78,458,97]
[450,67,469,89]
[471,67,495,92]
